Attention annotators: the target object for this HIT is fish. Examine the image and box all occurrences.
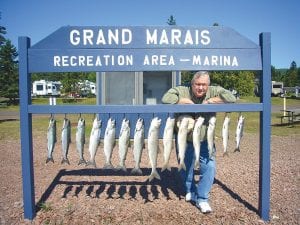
[177,117,189,171]
[234,114,245,152]
[61,118,71,164]
[76,117,86,165]
[87,116,102,168]
[192,116,205,168]
[161,116,175,172]
[46,117,57,163]
[116,118,131,172]
[222,114,230,156]
[147,117,161,181]
[131,118,145,175]
[207,116,217,158]
[103,118,116,169]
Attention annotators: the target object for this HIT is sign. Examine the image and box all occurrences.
[29,26,262,72]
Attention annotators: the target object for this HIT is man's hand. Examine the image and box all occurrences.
[203,96,224,104]
[178,98,194,104]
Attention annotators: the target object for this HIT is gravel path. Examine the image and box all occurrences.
[0,127,299,224]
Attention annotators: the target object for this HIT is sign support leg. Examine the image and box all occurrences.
[19,37,36,219]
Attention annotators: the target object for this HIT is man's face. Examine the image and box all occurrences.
[192,75,209,98]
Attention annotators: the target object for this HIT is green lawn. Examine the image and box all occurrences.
[0,96,299,140]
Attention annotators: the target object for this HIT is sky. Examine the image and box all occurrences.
[1,0,299,69]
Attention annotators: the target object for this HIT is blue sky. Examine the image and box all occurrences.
[1,0,299,68]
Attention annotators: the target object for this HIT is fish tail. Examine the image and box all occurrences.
[116,165,127,172]
[194,161,200,169]
[61,158,70,165]
[161,163,171,172]
[178,162,186,171]
[46,157,54,164]
[103,162,114,169]
[78,158,86,165]
[131,167,143,175]
[148,170,161,182]
[234,147,240,152]
[86,160,97,168]
[223,151,229,157]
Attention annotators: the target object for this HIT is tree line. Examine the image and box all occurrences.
[0,17,299,104]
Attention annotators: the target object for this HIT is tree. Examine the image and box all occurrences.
[210,71,256,96]
[283,61,299,87]
[167,15,176,25]
[0,39,19,103]
[0,25,6,45]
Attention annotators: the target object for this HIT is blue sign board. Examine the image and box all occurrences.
[29,26,261,72]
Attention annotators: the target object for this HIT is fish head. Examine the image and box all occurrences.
[78,118,85,127]
[224,116,230,124]
[166,117,175,127]
[62,118,69,128]
[135,118,144,130]
[108,118,116,128]
[150,117,161,129]
[121,118,130,130]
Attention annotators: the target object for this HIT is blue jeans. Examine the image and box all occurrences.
[177,140,216,203]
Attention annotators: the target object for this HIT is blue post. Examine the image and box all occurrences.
[19,37,36,219]
[259,32,271,221]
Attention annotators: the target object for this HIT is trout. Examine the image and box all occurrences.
[103,118,116,169]
[46,117,57,163]
[235,114,245,152]
[87,117,102,168]
[116,118,130,172]
[76,117,86,165]
[147,117,161,181]
[61,118,71,164]
[131,118,145,175]
[222,114,230,156]
[207,116,216,158]
[161,116,175,172]
[193,116,205,168]
[178,117,189,171]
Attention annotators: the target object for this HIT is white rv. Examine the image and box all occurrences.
[271,81,284,97]
[32,80,61,96]
[79,80,96,96]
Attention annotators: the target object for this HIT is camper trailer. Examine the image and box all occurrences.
[32,80,61,96]
[271,81,284,97]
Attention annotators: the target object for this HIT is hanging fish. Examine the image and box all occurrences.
[103,118,116,169]
[87,116,102,168]
[46,117,57,163]
[116,118,131,172]
[177,117,189,171]
[161,116,175,172]
[147,117,161,181]
[61,117,71,164]
[207,116,217,158]
[76,117,86,165]
[222,114,231,156]
[193,116,205,168]
[131,118,145,175]
[235,114,245,152]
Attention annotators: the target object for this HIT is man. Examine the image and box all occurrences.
[161,71,236,213]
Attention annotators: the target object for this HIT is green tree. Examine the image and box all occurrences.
[271,65,283,81]
[0,39,19,103]
[284,61,298,87]
[0,25,6,45]
[210,71,255,96]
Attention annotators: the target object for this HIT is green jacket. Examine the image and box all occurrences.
[161,85,236,141]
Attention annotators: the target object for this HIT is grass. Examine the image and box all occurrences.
[0,96,299,141]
